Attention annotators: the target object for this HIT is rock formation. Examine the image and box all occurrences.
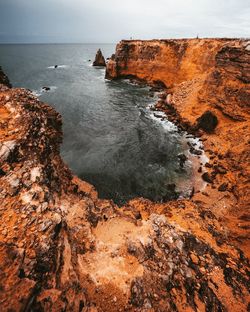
[0,66,11,88]
[93,48,106,66]
[0,39,249,311]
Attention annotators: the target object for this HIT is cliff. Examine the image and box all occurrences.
[106,38,250,253]
[0,39,249,311]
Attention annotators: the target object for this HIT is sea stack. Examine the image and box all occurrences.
[93,48,106,66]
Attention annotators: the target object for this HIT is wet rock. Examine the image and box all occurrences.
[196,111,218,133]
[42,87,50,91]
[201,172,213,183]
[178,153,187,168]
[93,49,106,66]
[189,147,203,155]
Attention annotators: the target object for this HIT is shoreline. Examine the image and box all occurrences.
[0,39,249,311]
[117,76,209,200]
[105,38,250,256]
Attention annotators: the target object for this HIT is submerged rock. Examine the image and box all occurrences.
[42,86,50,91]
[93,49,106,66]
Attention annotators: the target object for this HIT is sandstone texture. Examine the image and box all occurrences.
[0,39,249,311]
[93,49,106,66]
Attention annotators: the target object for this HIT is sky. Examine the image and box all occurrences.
[0,0,249,43]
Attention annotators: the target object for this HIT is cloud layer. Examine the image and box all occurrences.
[0,0,249,43]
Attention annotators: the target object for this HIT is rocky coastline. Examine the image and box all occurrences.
[0,39,249,311]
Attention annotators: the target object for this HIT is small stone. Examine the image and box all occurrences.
[190,253,199,264]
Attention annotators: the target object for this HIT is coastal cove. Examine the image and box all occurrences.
[0,43,205,205]
[0,38,249,311]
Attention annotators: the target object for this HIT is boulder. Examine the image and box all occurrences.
[196,111,218,133]
[201,172,213,183]
[93,49,106,66]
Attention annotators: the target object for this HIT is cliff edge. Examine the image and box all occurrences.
[106,38,250,253]
[0,39,249,311]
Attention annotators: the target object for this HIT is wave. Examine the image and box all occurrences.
[146,104,178,132]
[47,65,68,69]
[32,86,57,97]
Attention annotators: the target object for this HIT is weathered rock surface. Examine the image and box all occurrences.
[93,48,106,66]
[0,66,12,88]
[0,39,249,311]
[106,38,250,256]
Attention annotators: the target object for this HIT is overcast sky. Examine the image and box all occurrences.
[0,0,249,43]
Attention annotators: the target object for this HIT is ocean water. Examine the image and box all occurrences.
[0,44,199,205]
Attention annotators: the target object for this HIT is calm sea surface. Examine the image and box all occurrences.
[0,43,196,204]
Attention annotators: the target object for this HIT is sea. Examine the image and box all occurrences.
[0,43,203,205]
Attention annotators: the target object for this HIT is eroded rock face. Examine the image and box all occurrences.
[93,48,106,66]
[0,66,12,88]
[106,39,250,255]
[0,38,250,311]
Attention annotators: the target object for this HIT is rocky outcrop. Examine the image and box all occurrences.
[106,39,250,255]
[0,38,250,311]
[0,66,12,88]
[93,48,106,66]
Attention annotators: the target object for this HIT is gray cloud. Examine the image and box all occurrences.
[0,0,249,43]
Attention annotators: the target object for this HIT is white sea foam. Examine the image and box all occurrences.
[32,86,57,97]
[32,90,42,97]
[47,65,68,69]
[146,104,178,132]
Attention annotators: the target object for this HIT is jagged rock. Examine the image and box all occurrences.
[0,66,12,87]
[93,49,106,66]
[196,110,218,133]
[1,39,250,311]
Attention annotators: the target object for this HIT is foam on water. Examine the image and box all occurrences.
[47,65,68,69]
[0,43,206,205]
[32,86,57,97]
